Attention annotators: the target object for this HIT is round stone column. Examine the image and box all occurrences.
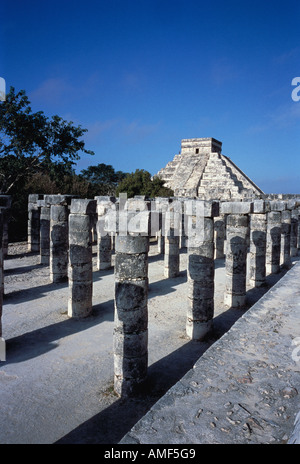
[164,201,180,278]
[224,214,249,308]
[68,199,96,318]
[249,212,267,287]
[266,211,281,275]
[50,204,69,283]
[28,202,40,253]
[214,215,225,259]
[40,205,50,265]
[280,209,291,269]
[95,197,116,270]
[113,231,149,397]
[186,215,214,340]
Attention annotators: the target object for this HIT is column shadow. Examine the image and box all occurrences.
[55,337,213,445]
[2,299,115,365]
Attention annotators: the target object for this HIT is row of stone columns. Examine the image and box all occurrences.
[220,200,300,311]
[25,194,300,397]
[28,195,300,328]
[29,195,300,290]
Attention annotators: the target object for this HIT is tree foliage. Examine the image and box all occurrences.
[0,87,94,193]
[80,163,128,196]
[116,169,173,198]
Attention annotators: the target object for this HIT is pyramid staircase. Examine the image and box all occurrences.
[156,138,264,200]
[197,152,245,200]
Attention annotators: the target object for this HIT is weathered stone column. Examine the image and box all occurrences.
[112,199,150,396]
[214,215,226,259]
[155,198,168,255]
[50,204,69,282]
[186,200,218,340]
[0,211,3,337]
[0,195,11,259]
[68,199,96,318]
[266,201,285,275]
[95,196,116,270]
[164,199,180,278]
[297,206,300,255]
[249,201,268,288]
[40,204,50,265]
[280,208,291,269]
[290,204,299,257]
[28,194,42,252]
[221,202,251,309]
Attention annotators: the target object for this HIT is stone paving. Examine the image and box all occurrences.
[120,259,300,444]
[0,241,299,443]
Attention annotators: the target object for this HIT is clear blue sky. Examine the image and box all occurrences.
[1,0,300,193]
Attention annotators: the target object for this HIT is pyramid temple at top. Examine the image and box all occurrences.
[156,137,264,200]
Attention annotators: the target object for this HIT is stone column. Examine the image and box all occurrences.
[249,201,268,288]
[0,195,11,259]
[290,207,299,257]
[180,198,188,249]
[28,194,42,252]
[214,215,225,259]
[297,206,300,255]
[40,204,50,265]
[50,204,69,283]
[221,202,252,309]
[155,198,168,255]
[266,201,285,275]
[112,200,150,396]
[280,209,291,269]
[68,199,96,318]
[0,211,3,337]
[186,200,219,340]
[95,196,116,270]
[164,199,180,278]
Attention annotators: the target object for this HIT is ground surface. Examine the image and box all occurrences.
[0,241,295,444]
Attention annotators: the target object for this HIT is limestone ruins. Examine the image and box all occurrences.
[0,138,300,406]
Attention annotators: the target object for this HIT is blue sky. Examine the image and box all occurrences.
[1,0,300,193]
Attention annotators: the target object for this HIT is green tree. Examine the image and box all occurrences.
[116,169,173,198]
[80,163,128,196]
[0,87,94,193]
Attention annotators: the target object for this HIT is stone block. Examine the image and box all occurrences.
[50,205,69,222]
[115,279,148,310]
[115,235,149,254]
[253,200,271,213]
[281,210,291,223]
[70,199,97,214]
[69,244,92,264]
[115,253,148,280]
[186,319,213,340]
[44,194,73,206]
[269,201,287,212]
[28,194,43,203]
[113,330,148,357]
[186,297,214,321]
[114,353,148,380]
[220,202,253,215]
[68,262,93,282]
[114,305,148,334]
[184,199,219,218]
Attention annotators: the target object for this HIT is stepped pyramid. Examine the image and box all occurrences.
[156,138,264,200]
